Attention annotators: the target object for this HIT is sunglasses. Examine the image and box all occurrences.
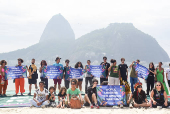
[156,85,161,86]
[94,82,98,84]
[138,86,142,88]
[71,83,75,85]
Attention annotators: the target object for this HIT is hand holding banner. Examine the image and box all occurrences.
[133,63,149,79]
[66,67,85,79]
[96,85,126,106]
[5,66,27,80]
[43,65,63,79]
[86,65,106,78]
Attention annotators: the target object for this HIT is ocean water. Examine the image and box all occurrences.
[6,69,170,94]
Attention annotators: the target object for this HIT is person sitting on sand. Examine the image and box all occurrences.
[30,81,49,108]
[132,83,150,108]
[84,79,99,109]
[127,82,150,108]
[150,81,169,108]
[48,86,56,107]
[67,79,83,108]
[57,87,67,108]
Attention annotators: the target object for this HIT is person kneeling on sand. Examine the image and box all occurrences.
[84,79,99,109]
[67,79,83,109]
[132,83,150,108]
[30,81,49,108]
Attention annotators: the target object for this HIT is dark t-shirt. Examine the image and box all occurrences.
[86,85,97,98]
[100,62,110,77]
[58,93,66,99]
[132,90,146,104]
[63,66,70,74]
[153,89,165,105]
[63,66,71,80]
[149,68,155,76]
[118,64,128,78]
[48,93,55,102]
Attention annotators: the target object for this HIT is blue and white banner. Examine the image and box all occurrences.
[5,66,27,80]
[67,68,85,79]
[96,85,126,106]
[86,65,106,78]
[133,63,149,79]
[43,65,63,79]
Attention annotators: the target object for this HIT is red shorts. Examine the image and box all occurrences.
[53,79,62,85]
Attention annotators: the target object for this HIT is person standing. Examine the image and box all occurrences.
[0,60,8,96]
[53,57,63,94]
[166,63,170,92]
[75,62,84,92]
[146,62,156,95]
[108,59,119,85]
[100,56,110,85]
[85,60,93,93]
[118,58,128,84]
[14,58,25,96]
[155,62,169,95]
[63,59,70,89]
[129,59,140,93]
[27,58,38,95]
[39,60,48,90]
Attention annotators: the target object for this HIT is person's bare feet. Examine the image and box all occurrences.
[57,105,61,108]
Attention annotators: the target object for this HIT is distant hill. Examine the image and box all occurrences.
[71,23,170,63]
[0,14,169,65]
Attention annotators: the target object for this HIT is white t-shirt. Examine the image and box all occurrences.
[40,72,43,77]
[166,68,170,80]
[34,88,48,102]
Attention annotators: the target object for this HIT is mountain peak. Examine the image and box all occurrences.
[39,14,75,43]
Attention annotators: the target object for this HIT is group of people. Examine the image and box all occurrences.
[0,56,170,109]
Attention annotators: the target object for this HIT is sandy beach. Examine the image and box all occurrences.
[0,107,170,114]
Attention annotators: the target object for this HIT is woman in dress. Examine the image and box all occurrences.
[155,62,169,95]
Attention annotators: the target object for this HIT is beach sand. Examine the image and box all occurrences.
[0,107,170,114]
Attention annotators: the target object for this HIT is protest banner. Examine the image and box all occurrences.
[86,65,106,78]
[5,66,27,80]
[133,63,149,79]
[43,65,63,79]
[96,85,126,106]
[65,67,85,79]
